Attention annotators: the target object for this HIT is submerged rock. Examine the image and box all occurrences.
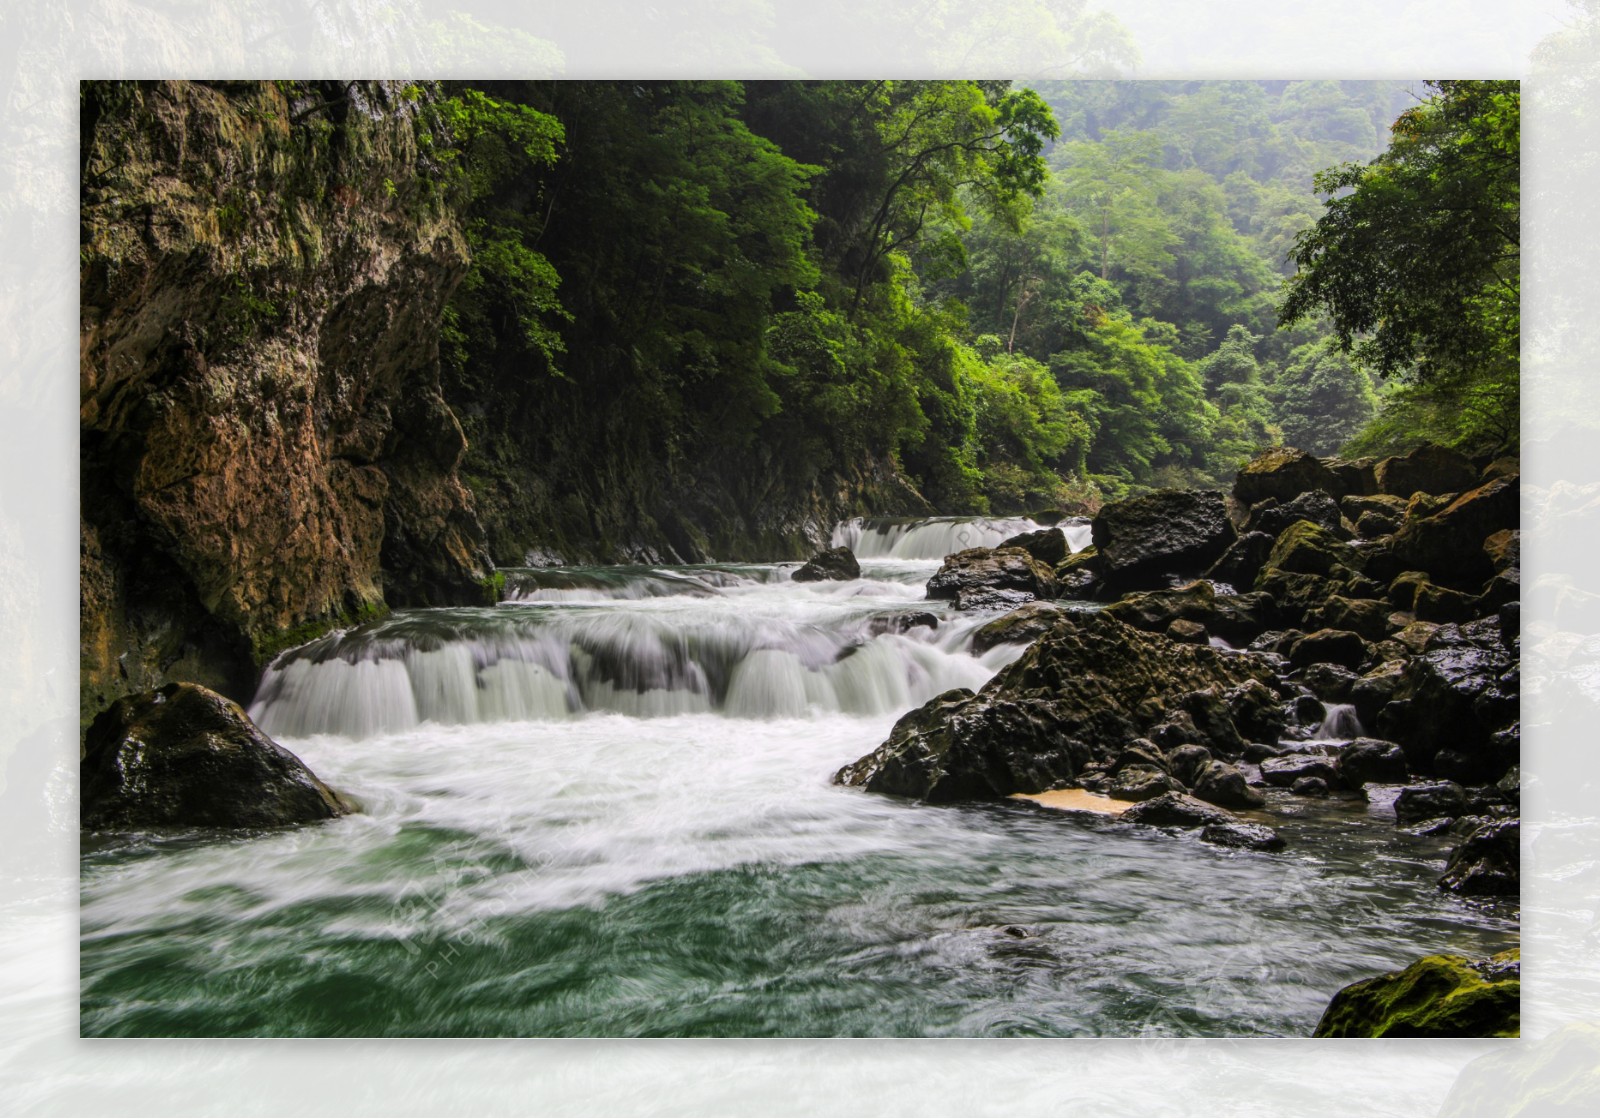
[1313,950,1520,1037]
[1199,821,1286,851]
[792,546,861,582]
[81,683,353,830]
[834,612,1277,802]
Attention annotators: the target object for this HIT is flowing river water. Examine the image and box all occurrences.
[79,517,1516,1037]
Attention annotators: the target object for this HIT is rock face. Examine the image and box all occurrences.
[792,546,861,582]
[834,612,1277,802]
[80,81,488,723]
[81,682,353,829]
[1091,489,1235,589]
[1233,447,1341,506]
[926,547,1057,608]
[1313,950,1520,1037]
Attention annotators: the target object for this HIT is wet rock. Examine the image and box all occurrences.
[1260,754,1339,788]
[1247,490,1347,540]
[1354,509,1402,538]
[1391,619,1439,654]
[1392,638,1518,778]
[1374,444,1480,499]
[1165,744,1214,788]
[1483,529,1519,574]
[1200,822,1286,851]
[970,602,1062,654]
[1291,775,1330,797]
[1108,738,1169,775]
[1102,580,1218,632]
[1387,570,1431,611]
[1313,950,1520,1037]
[835,613,1277,801]
[81,683,353,830]
[1242,741,1284,763]
[1233,447,1341,506]
[1393,781,1468,825]
[1180,688,1250,755]
[1109,765,1183,802]
[1301,662,1360,702]
[1192,760,1266,808]
[1052,545,1101,599]
[1496,764,1520,802]
[1342,493,1410,522]
[1225,679,1288,744]
[1259,519,1357,581]
[1336,738,1409,788]
[1414,583,1481,624]
[1439,818,1519,897]
[1204,530,1275,589]
[792,545,861,582]
[868,610,939,638]
[1287,629,1369,671]
[1091,489,1234,590]
[1121,791,1236,828]
[1310,596,1394,642]
[1391,476,1519,589]
[1167,619,1208,644]
[1328,456,1379,497]
[927,547,1057,607]
[998,526,1069,566]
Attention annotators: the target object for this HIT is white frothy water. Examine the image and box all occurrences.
[249,563,1011,740]
[830,516,1091,560]
[1313,703,1365,740]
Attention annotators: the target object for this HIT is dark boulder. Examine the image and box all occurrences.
[1393,781,1468,825]
[1167,619,1208,644]
[1313,950,1520,1037]
[1205,530,1275,589]
[81,683,354,830]
[1109,765,1183,802]
[1413,582,1482,624]
[868,610,940,637]
[835,612,1277,802]
[1260,754,1339,788]
[1390,476,1519,589]
[1226,678,1289,744]
[792,546,861,582]
[998,526,1069,566]
[970,602,1063,655]
[1439,818,1519,897]
[1165,744,1214,788]
[1388,635,1517,778]
[1233,447,1342,505]
[955,586,1038,612]
[1091,489,1235,590]
[1301,662,1360,703]
[1121,791,1236,828]
[1336,738,1410,788]
[1374,444,1480,499]
[1309,596,1394,642]
[1287,629,1369,671]
[1192,760,1265,808]
[1200,821,1287,850]
[1247,490,1347,540]
[1342,493,1410,522]
[927,547,1057,608]
[1291,776,1330,797]
[1354,508,1403,539]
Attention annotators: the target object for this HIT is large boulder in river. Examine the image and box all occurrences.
[81,682,354,830]
[834,612,1278,802]
[1313,950,1520,1037]
[1374,444,1479,498]
[1233,447,1341,506]
[792,546,861,582]
[1091,489,1234,590]
[926,547,1057,608]
[1390,475,1519,589]
[998,526,1069,566]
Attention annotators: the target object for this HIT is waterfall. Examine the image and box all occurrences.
[831,515,1091,561]
[1312,703,1365,740]
[248,560,1004,739]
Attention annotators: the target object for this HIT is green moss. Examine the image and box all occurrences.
[1313,949,1520,1037]
[250,601,389,666]
[479,570,507,603]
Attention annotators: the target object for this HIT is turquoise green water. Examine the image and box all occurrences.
[79,556,1516,1037]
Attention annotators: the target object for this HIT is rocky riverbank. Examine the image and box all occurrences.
[836,442,1520,1031]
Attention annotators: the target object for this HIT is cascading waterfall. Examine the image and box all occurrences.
[1312,702,1365,740]
[830,515,1091,561]
[249,561,1013,739]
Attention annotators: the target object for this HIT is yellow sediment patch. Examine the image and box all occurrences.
[1011,788,1136,816]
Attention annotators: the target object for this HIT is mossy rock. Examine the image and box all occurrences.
[1313,949,1520,1037]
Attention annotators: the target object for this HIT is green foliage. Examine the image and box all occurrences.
[1280,80,1519,452]
[1271,336,1379,455]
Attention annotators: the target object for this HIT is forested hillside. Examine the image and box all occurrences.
[438,78,1517,566]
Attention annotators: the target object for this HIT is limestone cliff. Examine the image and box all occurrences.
[80,80,488,724]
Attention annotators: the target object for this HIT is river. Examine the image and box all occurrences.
[78,516,1516,1037]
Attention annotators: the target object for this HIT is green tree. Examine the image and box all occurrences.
[1272,336,1380,455]
[1279,80,1519,451]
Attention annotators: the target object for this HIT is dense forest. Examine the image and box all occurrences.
[432,78,1519,562]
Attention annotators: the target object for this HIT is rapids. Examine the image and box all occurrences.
[79,517,1516,1038]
